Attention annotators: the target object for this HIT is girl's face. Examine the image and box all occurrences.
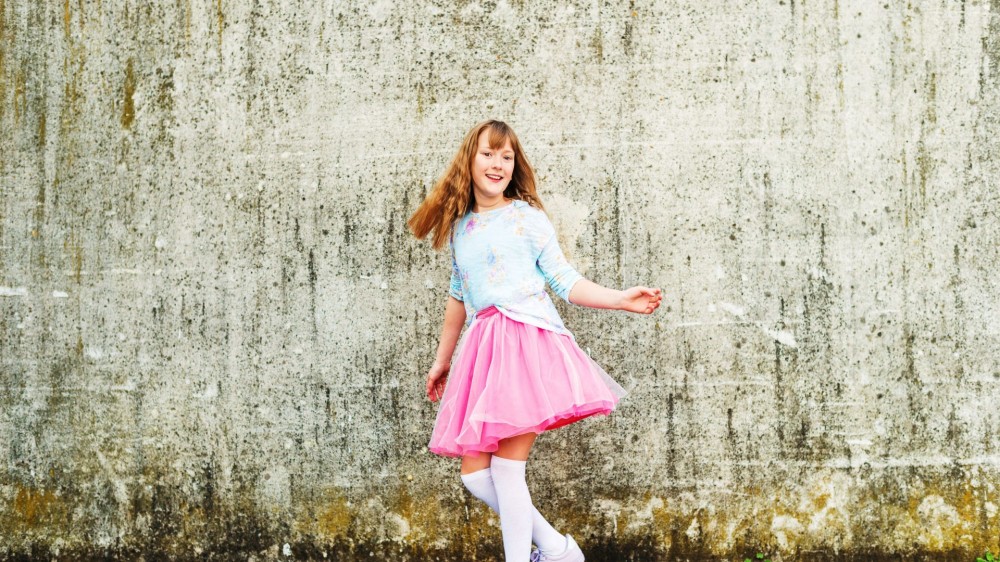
[470,129,515,203]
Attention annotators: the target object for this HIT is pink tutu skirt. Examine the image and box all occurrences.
[429,306,627,458]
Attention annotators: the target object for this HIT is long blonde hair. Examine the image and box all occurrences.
[408,120,544,249]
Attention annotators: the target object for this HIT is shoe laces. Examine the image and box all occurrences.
[529,549,544,562]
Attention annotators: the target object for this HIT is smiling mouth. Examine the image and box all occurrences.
[486,174,503,181]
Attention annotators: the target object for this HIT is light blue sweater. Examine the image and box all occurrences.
[449,200,583,336]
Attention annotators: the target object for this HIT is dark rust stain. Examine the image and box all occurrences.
[121,58,135,128]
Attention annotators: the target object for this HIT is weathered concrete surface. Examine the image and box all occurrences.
[1,0,998,560]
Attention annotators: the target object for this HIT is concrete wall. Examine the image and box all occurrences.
[1,0,999,560]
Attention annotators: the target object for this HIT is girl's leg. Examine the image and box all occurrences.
[491,434,567,559]
[461,451,492,475]
[460,447,565,554]
[460,451,502,516]
[460,451,499,513]
[494,431,537,461]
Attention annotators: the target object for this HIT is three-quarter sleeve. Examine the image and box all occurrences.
[535,217,583,302]
[448,237,464,301]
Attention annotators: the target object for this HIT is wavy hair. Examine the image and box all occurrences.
[408,120,543,250]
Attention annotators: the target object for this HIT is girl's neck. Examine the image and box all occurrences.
[474,197,512,214]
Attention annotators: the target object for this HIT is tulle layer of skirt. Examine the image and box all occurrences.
[428,306,626,458]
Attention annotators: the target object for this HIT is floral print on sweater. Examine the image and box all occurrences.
[448,200,583,336]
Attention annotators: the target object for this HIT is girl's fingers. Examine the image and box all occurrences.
[432,378,447,402]
[426,375,439,400]
[624,288,665,314]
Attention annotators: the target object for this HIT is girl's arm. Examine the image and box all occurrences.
[533,214,662,314]
[568,279,662,314]
[426,296,467,401]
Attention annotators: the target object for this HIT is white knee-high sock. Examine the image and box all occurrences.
[490,457,568,558]
[460,468,501,512]
[460,468,566,553]
[490,456,533,560]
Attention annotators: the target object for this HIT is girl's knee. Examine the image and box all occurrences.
[494,432,538,461]
[460,451,492,475]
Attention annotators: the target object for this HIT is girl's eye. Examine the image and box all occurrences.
[483,152,491,157]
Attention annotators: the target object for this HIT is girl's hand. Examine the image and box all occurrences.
[619,286,663,314]
[426,361,450,402]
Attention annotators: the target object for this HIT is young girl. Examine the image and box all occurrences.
[408,120,662,561]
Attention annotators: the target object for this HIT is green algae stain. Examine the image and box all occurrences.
[13,68,26,126]
[14,488,54,524]
[901,147,910,229]
[32,180,45,264]
[3,475,997,560]
[38,111,45,148]
[184,0,192,45]
[591,27,603,61]
[836,62,845,108]
[9,486,64,530]
[416,82,425,118]
[0,0,5,128]
[392,482,455,540]
[65,231,83,283]
[121,58,136,128]
[926,70,937,125]
[216,0,224,47]
[61,52,85,136]
[311,488,350,537]
[916,141,930,206]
